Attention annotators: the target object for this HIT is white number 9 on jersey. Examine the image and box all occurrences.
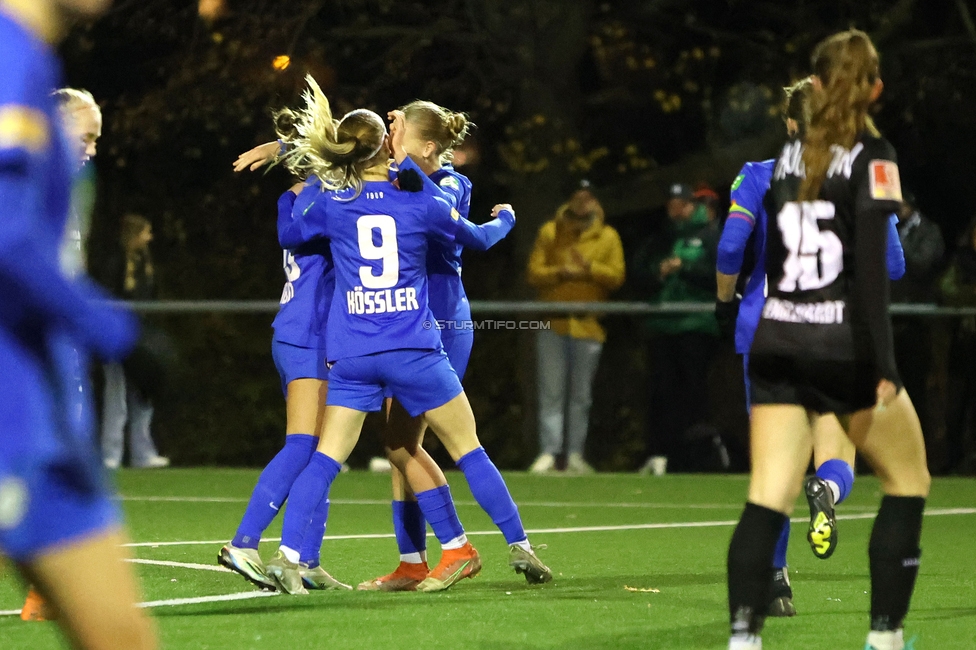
[776,201,843,292]
[357,215,399,289]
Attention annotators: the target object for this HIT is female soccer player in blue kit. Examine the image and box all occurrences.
[256,77,549,595]
[724,30,930,650]
[715,77,907,617]
[219,180,351,592]
[0,1,156,648]
[358,105,517,592]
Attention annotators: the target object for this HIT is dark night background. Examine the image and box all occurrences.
[59,0,976,470]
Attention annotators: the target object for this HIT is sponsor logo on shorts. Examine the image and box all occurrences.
[762,297,845,325]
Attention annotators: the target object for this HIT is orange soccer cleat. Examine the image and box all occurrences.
[356,561,429,592]
[416,543,481,593]
[20,587,54,621]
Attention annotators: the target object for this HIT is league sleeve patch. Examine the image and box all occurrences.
[868,160,902,202]
[0,105,49,153]
[439,176,461,191]
[730,174,745,192]
[450,207,460,221]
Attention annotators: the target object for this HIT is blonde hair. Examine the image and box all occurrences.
[800,30,881,201]
[401,100,470,164]
[783,77,812,132]
[275,75,387,199]
[53,87,99,116]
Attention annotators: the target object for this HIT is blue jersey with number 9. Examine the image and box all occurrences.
[278,180,458,361]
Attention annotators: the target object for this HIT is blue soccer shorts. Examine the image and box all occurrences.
[272,338,330,396]
[327,348,464,417]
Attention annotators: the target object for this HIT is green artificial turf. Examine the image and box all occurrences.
[1,471,974,649]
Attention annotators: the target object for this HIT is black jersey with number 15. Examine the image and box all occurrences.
[751,134,903,384]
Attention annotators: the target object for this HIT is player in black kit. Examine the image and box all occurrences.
[725,30,930,650]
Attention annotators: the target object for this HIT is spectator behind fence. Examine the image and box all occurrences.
[891,195,945,450]
[940,216,976,473]
[893,194,945,304]
[632,183,720,473]
[526,186,625,473]
[99,215,169,469]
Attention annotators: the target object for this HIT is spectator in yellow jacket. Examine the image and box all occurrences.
[526,186,625,473]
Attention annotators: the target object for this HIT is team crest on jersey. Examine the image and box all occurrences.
[439,176,460,191]
[869,160,902,202]
[731,174,745,191]
[450,207,460,221]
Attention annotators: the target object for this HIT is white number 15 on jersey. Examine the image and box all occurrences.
[776,201,843,292]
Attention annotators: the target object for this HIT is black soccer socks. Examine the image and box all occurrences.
[727,502,789,636]
[869,495,925,631]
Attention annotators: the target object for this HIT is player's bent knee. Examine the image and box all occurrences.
[883,468,931,498]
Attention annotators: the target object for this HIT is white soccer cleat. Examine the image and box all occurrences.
[529,453,556,474]
[218,544,276,591]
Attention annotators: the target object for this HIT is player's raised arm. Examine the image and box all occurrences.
[423,194,461,245]
[277,183,328,250]
[454,203,516,251]
[233,140,282,172]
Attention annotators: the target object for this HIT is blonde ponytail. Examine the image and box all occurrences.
[275,75,387,198]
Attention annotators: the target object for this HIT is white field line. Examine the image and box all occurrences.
[0,591,278,617]
[3,507,973,618]
[137,591,278,608]
[122,507,976,548]
[119,496,765,510]
[126,558,234,573]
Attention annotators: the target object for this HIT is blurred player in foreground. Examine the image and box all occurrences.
[0,0,156,648]
[715,77,906,617]
[725,30,929,650]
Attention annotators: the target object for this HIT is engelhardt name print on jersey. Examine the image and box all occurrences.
[762,297,845,325]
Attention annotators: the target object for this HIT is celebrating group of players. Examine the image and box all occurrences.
[217,82,553,595]
[0,0,927,645]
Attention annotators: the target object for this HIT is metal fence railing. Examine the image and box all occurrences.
[122,300,976,317]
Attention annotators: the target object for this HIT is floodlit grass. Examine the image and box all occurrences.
[2,470,975,649]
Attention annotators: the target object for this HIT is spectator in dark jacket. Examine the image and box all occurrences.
[891,197,946,453]
[892,196,945,304]
[99,215,169,469]
[631,183,720,473]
